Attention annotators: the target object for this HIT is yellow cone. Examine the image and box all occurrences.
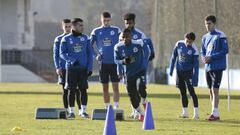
[11,126,23,132]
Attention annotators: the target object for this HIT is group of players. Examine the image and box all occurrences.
[53,12,228,122]
[53,12,155,121]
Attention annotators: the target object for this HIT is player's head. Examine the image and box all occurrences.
[122,28,132,45]
[101,11,111,27]
[123,13,136,30]
[205,15,216,32]
[184,32,195,46]
[61,19,71,34]
[71,18,84,33]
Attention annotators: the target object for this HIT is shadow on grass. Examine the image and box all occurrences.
[0,91,239,100]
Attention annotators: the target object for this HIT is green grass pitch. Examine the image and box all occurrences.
[0,83,239,135]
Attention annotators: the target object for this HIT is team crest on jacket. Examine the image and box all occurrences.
[207,43,213,52]
[187,50,192,55]
[110,30,115,35]
[80,37,85,41]
[133,35,138,39]
[133,47,138,52]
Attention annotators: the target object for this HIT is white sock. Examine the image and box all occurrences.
[212,108,219,117]
[114,102,119,109]
[81,105,87,113]
[69,107,75,114]
[141,98,147,104]
[105,103,111,109]
[194,107,199,116]
[182,107,188,116]
[135,106,144,115]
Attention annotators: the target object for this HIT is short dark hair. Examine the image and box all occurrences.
[123,13,136,21]
[205,15,216,23]
[72,18,83,25]
[102,12,111,18]
[184,32,196,41]
[62,19,71,23]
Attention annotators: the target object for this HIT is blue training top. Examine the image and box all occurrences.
[53,33,67,69]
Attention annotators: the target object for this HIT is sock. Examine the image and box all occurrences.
[212,108,219,117]
[105,103,111,109]
[182,107,188,116]
[194,107,199,116]
[114,102,119,109]
[81,105,87,113]
[135,106,144,115]
[69,107,75,114]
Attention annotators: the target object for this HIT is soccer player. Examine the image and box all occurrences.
[53,19,82,114]
[90,12,121,109]
[60,18,93,119]
[114,28,146,121]
[121,13,154,117]
[169,32,199,119]
[201,15,228,121]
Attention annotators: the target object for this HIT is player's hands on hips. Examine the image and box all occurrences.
[56,69,63,76]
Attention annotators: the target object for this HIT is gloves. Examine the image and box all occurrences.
[72,60,79,66]
[124,57,131,64]
[149,53,155,61]
[87,71,92,77]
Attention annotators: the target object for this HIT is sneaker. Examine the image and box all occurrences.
[80,112,90,118]
[67,113,75,119]
[208,114,220,121]
[179,114,189,118]
[138,115,144,122]
[192,115,199,120]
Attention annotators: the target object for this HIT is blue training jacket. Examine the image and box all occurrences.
[53,33,67,69]
[143,38,155,69]
[60,32,93,71]
[201,29,228,71]
[90,25,121,64]
[114,39,146,77]
[169,40,199,86]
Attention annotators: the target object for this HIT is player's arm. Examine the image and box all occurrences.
[90,30,99,59]
[60,37,76,65]
[169,43,178,76]
[53,37,60,69]
[114,45,124,76]
[210,36,229,60]
[192,44,199,87]
[86,38,93,76]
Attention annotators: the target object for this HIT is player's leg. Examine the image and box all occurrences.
[65,69,78,118]
[110,64,120,109]
[100,64,111,108]
[206,71,213,104]
[208,70,223,121]
[137,72,147,109]
[75,88,81,115]
[59,69,68,109]
[177,71,188,118]
[185,71,199,119]
[126,75,144,121]
[78,69,89,118]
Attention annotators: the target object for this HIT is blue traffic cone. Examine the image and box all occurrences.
[103,105,117,135]
[142,102,155,130]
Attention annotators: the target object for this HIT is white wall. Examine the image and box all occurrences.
[167,68,240,90]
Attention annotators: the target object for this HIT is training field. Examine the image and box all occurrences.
[0,83,239,135]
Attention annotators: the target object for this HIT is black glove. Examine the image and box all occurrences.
[73,61,79,66]
[149,53,155,61]
[124,57,131,64]
[87,71,92,77]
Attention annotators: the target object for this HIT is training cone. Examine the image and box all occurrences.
[103,105,117,135]
[142,102,155,130]
[11,126,23,132]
